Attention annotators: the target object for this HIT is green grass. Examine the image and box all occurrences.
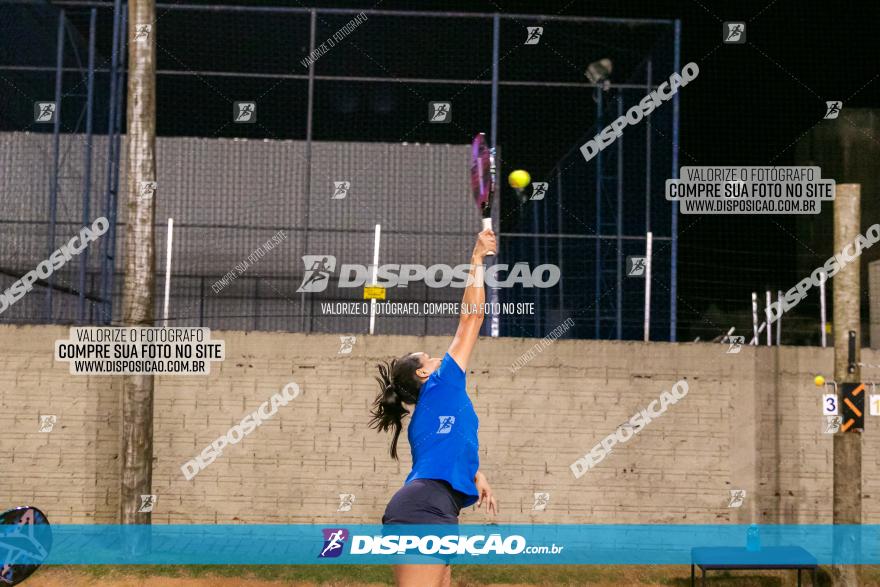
[64,564,395,582]
[40,564,880,586]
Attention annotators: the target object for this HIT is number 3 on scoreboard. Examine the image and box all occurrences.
[822,394,838,416]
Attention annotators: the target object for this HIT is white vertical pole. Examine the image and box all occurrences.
[751,292,758,345]
[163,218,174,327]
[643,231,653,342]
[765,290,772,346]
[369,224,381,335]
[776,290,782,345]
[819,271,827,347]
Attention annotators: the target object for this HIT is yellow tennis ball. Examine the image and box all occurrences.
[508,169,531,189]
[814,375,825,387]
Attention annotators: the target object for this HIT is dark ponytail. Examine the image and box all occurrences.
[370,355,423,460]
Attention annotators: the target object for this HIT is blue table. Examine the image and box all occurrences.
[691,546,818,586]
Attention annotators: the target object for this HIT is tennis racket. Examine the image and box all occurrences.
[0,506,51,586]
[470,132,496,256]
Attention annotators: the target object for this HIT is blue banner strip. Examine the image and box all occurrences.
[4,524,880,565]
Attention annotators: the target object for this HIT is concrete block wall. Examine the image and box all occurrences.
[1,324,879,525]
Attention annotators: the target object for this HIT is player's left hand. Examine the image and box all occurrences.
[475,472,498,516]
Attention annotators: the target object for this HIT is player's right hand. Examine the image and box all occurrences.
[473,229,496,260]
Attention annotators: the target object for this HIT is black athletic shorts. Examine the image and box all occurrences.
[382,478,468,525]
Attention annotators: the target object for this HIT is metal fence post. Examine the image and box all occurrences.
[670,19,681,342]
[301,8,316,333]
[79,9,97,324]
[593,86,603,339]
[488,12,501,338]
[615,95,623,339]
[199,276,205,327]
[556,165,564,322]
[102,0,123,324]
[47,9,65,322]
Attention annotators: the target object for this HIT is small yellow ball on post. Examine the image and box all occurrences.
[814,375,825,387]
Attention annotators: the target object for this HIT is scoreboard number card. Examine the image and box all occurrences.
[822,394,838,415]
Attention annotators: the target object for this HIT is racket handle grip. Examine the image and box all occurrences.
[481,217,495,256]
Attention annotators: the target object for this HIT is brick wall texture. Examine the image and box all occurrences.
[2,324,879,526]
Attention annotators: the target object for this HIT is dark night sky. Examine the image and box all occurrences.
[11,0,880,339]
[174,0,878,340]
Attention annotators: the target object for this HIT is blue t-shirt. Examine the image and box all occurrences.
[405,353,480,507]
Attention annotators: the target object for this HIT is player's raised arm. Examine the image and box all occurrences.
[447,229,496,371]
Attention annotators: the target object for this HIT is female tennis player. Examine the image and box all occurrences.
[370,228,498,587]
